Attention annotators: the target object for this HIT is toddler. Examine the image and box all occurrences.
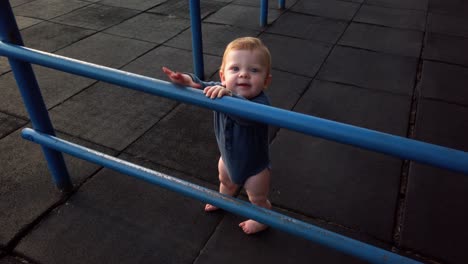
[162,37,272,234]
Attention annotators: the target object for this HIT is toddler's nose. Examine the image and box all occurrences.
[238,70,249,78]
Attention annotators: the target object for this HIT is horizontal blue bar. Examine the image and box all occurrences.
[21,128,421,264]
[1,41,468,175]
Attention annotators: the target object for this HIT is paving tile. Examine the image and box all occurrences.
[296,80,411,136]
[97,0,166,11]
[0,66,96,118]
[55,32,156,68]
[418,61,468,106]
[267,70,311,112]
[122,45,221,82]
[105,13,190,44]
[0,58,9,76]
[149,0,226,19]
[10,0,36,7]
[264,81,413,242]
[0,113,27,139]
[354,5,426,31]
[15,154,221,264]
[266,70,311,139]
[15,16,42,30]
[0,129,116,245]
[205,4,282,29]
[291,0,361,21]
[49,46,220,151]
[401,163,468,264]
[194,212,367,264]
[339,22,423,57]
[0,256,29,264]
[260,33,332,77]
[427,12,468,38]
[52,4,139,30]
[267,12,348,44]
[365,0,428,10]
[269,129,403,241]
[165,23,259,56]
[49,82,177,151]
[21,21,96,52]
[317,46,418,95]
[125,103,219,183]
[13,0,91,20]
[428,0,468,17]
[413,99,468,151]
[423,33,468,66]
[344,0,365,3]
[265,83,409,242]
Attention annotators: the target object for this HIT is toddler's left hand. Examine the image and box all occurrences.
[204,85,233,99]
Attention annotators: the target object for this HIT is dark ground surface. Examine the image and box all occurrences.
[1,0,468,263]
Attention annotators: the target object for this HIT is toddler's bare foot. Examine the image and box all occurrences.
[239,220,268,234]
[204,204,219,212]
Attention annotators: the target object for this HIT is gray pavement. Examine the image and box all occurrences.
[1,0,467,263]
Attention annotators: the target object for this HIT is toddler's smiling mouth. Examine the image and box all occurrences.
[237,83,251,88]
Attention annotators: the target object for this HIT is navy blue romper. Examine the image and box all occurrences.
[189,74,271,185]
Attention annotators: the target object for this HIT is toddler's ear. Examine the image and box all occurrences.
[219,70,225,83]
[264,74,272,88]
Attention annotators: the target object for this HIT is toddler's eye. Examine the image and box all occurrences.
[251,68,259,73]
[231,66,239,72]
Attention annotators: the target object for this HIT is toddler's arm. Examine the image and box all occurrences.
[162,66,232,99]
[162,66,202,89]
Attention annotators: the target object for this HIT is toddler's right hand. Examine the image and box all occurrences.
[162,66,202,89]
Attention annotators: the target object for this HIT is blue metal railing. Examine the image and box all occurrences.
[261,0,269,27]
[261,0,287,27]
[0,42,446,264]
[21,128,418,264]
[2,1,467,263]
[2,41,467,176]
[189,0,204,79]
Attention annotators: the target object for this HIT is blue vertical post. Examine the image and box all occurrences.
[189,0,204,79]
[260,0,268,27]
[0,1,72,192]
[279,0,285,9]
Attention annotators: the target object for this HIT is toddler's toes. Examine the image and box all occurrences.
[239,222,248,233]
[204,204,219,212]
[239,220,268,235]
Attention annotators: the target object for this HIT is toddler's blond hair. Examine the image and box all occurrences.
[220,37,272,76]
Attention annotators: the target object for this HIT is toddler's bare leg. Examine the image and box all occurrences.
[205,157,239,212]
[239,168,271,234]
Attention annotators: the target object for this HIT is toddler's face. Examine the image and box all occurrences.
[220,49,271,99]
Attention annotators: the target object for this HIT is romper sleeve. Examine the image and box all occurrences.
[185,73,222,88]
